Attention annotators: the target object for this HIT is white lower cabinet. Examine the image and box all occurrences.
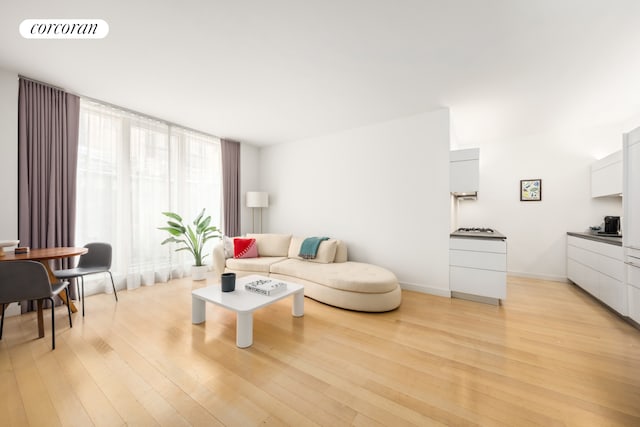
[599,273,627,314]
[627,254,640,323]
[450,237,507,302]
[450,267,506,299]
[567,235,626,316]
[628,285,640,324]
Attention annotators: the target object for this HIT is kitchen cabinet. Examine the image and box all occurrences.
[450,148,479,196]
[623,127,640,250]
[591,150,622,198]
[450,235,506,303]
[566,235,626,315]
[627,258,640,323]
[624,126,640,324]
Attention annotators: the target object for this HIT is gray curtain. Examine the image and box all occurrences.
[18,78,80,310]
[221,139,241,237]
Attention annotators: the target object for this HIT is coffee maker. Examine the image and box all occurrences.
[603,216,621,235]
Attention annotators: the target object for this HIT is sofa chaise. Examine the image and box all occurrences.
[212,233,401,312]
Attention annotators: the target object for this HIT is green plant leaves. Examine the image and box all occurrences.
[158,208,221,266]
[162,211,183,222]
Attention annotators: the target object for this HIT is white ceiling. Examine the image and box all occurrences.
[1,0,640,146]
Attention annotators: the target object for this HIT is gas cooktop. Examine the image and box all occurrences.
[456,227,495,233]
[451,227,506,239]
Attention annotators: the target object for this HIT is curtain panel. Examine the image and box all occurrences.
[75,100,222,293]
[221,139,241,237]
[17,78,80,310]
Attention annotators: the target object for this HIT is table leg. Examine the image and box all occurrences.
[36,300,45,338]
[192,296,206,324]
[292,291,304,317]
[236,312,253,348]
[39,259,78,313]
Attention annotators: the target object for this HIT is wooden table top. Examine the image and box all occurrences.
[0,247,88,261]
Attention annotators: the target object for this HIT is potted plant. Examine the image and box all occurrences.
[159,208,221,280]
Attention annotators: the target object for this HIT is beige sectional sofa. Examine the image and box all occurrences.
[212,233,401,312]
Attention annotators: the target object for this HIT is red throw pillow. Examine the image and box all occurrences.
[234,238,258,259]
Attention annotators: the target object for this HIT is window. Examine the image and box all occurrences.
[76,99,222,292]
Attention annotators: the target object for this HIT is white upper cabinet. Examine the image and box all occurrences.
[450,148,479,196]
[591,150,622,198]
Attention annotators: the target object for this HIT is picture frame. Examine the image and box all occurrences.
[520,179,542,201]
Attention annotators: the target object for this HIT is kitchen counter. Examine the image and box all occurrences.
[566,232,622,246]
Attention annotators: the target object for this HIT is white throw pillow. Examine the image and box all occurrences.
[246,233,292,257]
[223,235,234,258]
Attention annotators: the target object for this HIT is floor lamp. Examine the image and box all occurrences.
[246,192,269,233]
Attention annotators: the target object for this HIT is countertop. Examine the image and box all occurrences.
[567,232,622,246]
[450,230,507,240]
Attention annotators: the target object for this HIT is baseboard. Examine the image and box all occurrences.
[400,282,451,298]
[507,270,568,283]
[399,273,568,298]
[451,291,500,306]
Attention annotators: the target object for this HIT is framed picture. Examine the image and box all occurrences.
[520,179,542,201]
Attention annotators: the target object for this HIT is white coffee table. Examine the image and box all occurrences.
[191,274,304,348]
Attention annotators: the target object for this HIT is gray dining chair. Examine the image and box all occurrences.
[0,260,72,350]
[53,242,118,317]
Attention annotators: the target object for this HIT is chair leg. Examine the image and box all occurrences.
[108,271,118,302]
[81,276,85,317]
[48,297,55,350]
[0,304,5,340]
[76,278,81,303]
[65,286,72,328]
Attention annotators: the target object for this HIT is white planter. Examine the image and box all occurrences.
[191,265,208,281]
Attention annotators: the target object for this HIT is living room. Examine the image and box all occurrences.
[1,1,640,425]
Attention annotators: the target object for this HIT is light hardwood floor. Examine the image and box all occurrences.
[1,275,639,426]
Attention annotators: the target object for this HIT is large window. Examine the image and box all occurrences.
[76,99,222,292]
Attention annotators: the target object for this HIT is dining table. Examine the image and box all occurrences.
[0,247,88,338]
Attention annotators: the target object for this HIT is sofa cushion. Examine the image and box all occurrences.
[288,236,337,263]
[223,236,234,258]
[233,238,258,259]
[334,240,348,263]
[226,256,287,273]
[246,233,291,257]
[270,259,398,293]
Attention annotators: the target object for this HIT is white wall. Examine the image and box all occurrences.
[0,69,18,241]
[456,116,640,281]
[260,110,451,295]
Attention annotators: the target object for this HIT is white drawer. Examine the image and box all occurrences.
[450,238,506,253]
[626,246,640,259]
[599,256,624,282]
[567,236,622,259]
[567,258,582,284]
[627,261,640,289]
[567,244,598,266]
[628,285,640,323]
[599,274,627,315]
[450,266,506,299]
[567,258,598,297]
[568,236,593,251]
[450,249,506,271]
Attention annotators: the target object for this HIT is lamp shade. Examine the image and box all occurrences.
[246,191,269,208]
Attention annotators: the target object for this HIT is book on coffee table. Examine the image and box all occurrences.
[244,279,287,296]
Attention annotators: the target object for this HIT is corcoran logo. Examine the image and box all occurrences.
[20,19,109,39]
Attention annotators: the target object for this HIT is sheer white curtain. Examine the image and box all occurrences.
[76,99,222,293]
